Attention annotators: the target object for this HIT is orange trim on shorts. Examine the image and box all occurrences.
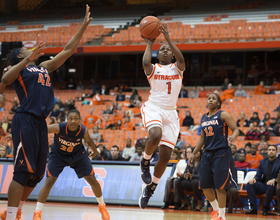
[20,130,34,173]
[90,167,94,175]
[160,140,175,147]
[147,65,156,80]
[223,122,226,139]
[141,104,146,128]
[220,161,230,189]
[146,120,162,127]
[18,74,28,98]
[46,164,52,177]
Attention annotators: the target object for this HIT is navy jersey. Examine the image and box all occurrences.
[201,110,229,151]
[53,122,86,155]
[12,65,54,118]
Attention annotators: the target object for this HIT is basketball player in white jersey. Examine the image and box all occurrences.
[139,23,185,209]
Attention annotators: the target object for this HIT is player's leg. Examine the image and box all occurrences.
[140,102,163,185]
[73,152,110,220]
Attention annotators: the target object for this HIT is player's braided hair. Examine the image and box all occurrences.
[67,108,81,118]
[210,93,222,109]
[5,48,20,67]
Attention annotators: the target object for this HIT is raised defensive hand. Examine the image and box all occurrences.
[26,42,46,62]
[82,4,93,26]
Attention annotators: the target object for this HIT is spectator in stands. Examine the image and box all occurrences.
[246,145,280,215]
[162,146,191,210]
[234,152,251,168]
[76,80,84,91]
[260,113,271,127]
[103,116,111,130]
[230,144,240,161]
[97,144,107,160]
[259,141,268,158]
[100,84,109,95]
[175,149,203,211]
[198,86,207,98]
[90,126,103,144]
[277,145,280,157]
[111,110,122,125]
[189,86,199,98]
[130,89,139,101]
[9,101,18,114]
[259,125,270,141]
[175,133,183,150]
[122,138,135,161]
[50,104,60,118]
[275,103,280,112]
[129,143,143,162]
[249,112,261,126]
[65,78,76,90]
[83,109,98,126]
[245,123,259,140]
[123,95,131,107]
[88,147,101,161]
[115,119,122,130]
[221,78,229,91]
[267,118,280,136]
[106,145,124,161]
[246,144,264,169]
[0,145,8,158]
[234,84,249,98]
[65,99,76,111]
[182,110,194,127]
[116,89,125,101]
[178,84,188,98]
[1,116,11,133]
[221,83,235,101]
[244,142,252,155]
[0,124,6,136]
[92,91,103,105]
[215,64,228,80]
[56,97,65,109]
[121,116,134,131]
[276,111,280,125]
[247,64,259,85]
[132,100,141,118]
[254,81,268,94]
[103,105,113,115]
[237,112,249,127]
[88,78,99,95]
[270,78,280,93]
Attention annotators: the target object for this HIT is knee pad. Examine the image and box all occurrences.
[13,172,33,186]
[26,174,43,188]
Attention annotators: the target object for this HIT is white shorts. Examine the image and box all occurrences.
[140,101,180,149]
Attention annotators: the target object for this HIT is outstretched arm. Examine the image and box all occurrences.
[160,23,185,71]
[142,38,155,76]
[47,124,60,134]
[84,129,98,158]
[39,5,92,73]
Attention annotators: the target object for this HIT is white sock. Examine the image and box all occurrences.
[6,207,18,220]
[209,199,219,211]
[35,202,45,212]
[96,196,104,205]
[143,152,152,160]
[219,207,226,219]
[18,200,25,210]
[152,175,160,184]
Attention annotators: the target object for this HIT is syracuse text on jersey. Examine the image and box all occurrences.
[154,74,181,80]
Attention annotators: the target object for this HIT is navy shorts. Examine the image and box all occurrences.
[12,112,48,178]
[47,147,94,178]
[199,148,237,189]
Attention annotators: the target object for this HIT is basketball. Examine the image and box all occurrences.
[139,16,161,39]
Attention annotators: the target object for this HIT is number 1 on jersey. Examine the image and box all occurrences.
[166,82,171,94]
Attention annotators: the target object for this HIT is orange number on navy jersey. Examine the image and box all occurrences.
[60,145,74,153]
[37,73,51,87]
[166,82,171,94]
[204,126,214,136]
[60,145,66,151]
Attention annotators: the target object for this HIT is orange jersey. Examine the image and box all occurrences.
[246,153,264,169]
[83,115,98,125]
[133,107,141,117]
[121,122,134,130]
[199,91,207,98]
[92,95,103,105]
[111,115,122,124]
[254,85,267,94]
[221,89,235,101]
[270,82,280,91]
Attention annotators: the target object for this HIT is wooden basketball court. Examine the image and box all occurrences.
[0,200,274,220]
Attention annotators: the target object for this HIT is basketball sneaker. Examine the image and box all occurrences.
[0,209,22,220]
[33,210,42,220]
[98,203,110,220]
[211,210,219,220]
[140,158,152,185]
[139,184,154,209]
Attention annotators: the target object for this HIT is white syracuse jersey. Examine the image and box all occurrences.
[147,63,183,107]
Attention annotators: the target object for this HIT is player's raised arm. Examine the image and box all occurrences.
[84,129,98,158]
[47,124,60,134]
[221,111,239,142]
[39,4,92,73]
[142,38,155,76]
[160,23,185,71]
